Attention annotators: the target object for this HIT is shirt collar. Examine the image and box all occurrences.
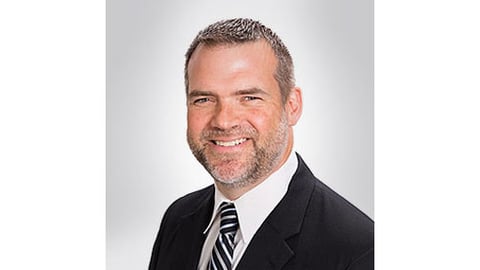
[203,150,298,244]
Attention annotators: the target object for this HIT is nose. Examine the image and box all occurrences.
[210,101,240,130]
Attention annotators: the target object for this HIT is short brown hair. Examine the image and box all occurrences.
[185,18,295,104]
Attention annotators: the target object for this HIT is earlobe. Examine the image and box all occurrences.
[286,87,303,126]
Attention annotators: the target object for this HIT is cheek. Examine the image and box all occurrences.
[246,108,279,131]
[187,110,208,134]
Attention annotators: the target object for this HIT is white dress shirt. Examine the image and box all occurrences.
[197,151,298,270]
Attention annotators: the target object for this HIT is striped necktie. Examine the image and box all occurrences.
[209,202,239,270]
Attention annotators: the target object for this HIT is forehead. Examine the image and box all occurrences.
[187,41,278,91]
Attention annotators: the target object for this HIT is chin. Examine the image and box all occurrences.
[214,176,255,189]
[209,161,264,189]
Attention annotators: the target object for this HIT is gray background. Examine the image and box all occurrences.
[107,0,373,269]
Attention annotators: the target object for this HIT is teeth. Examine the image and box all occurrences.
[214,138,247,147]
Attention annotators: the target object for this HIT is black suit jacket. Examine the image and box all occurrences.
[149,154,374,270]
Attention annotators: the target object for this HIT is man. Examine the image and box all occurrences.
[149,18,373,270]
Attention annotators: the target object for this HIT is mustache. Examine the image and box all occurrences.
[200,127,257,140]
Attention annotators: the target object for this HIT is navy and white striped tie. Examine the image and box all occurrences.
[209,202,239,270]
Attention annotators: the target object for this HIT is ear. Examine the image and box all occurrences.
[285,86,303,126]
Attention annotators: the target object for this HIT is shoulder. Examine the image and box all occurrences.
[150,185,214,252]
[309,178,374,245]
[295,154,373,236]
[295,155,374,264]
[149,185,214,269]
[163,185,214,221]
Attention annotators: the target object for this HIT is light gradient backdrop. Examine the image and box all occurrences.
[107,0,373,269]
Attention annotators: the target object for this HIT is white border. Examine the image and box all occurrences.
[375,0,480,268]
[0,1,105,269]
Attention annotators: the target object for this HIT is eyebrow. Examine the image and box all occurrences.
[187,87,270,98]
[188,90,216,98]
[234,87,269,97]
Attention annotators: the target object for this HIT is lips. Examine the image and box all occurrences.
[212,138,248,147]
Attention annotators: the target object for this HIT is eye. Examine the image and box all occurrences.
[243,96,261,101]
[193,97,210,104]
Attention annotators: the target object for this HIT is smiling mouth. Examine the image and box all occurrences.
[212,138,248,147]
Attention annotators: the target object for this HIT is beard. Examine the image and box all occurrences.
[187,114,290,189]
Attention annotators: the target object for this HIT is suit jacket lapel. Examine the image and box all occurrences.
[235,222,294,269]
[174,186,214,269]
[236,154,315,270]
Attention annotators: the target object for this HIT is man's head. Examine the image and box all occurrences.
[185,18,295,104]
[185,18,302,199]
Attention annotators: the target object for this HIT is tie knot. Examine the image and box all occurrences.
[219,202,238,235]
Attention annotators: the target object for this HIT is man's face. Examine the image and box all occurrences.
[186,41,299,188]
